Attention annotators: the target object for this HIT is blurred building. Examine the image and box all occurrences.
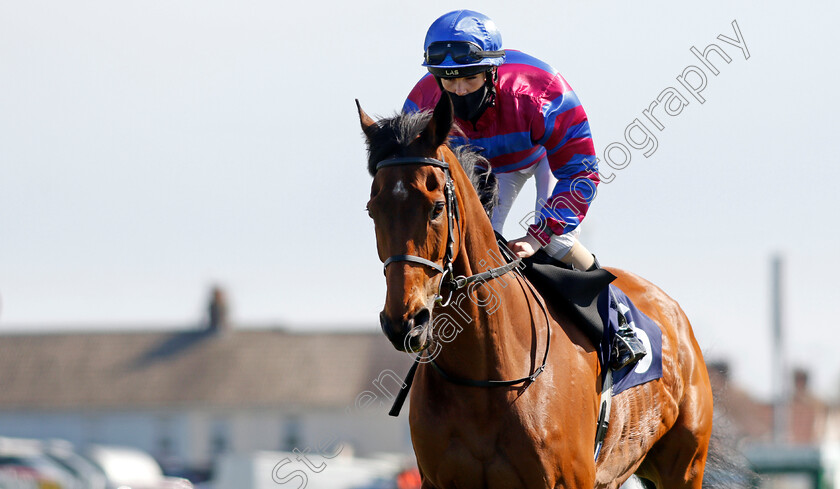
[707,361,840,488]
[707,361,832,445]
[0,292,414,476]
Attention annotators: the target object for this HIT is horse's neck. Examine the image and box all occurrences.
[433,172,537,380]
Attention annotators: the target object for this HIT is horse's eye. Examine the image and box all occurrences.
[431,201,445,220]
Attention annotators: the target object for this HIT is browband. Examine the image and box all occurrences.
[376,157,449,171]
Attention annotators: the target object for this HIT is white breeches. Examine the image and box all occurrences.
[489,156,581,260]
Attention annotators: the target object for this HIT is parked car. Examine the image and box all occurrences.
[42,439,108,489]
[84,445,192,489]
[0,437,84,489]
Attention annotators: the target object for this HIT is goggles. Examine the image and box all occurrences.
[424,41,505,66]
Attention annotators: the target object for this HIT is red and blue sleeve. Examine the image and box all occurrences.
[403,74,441,114]
[528,76,599,245]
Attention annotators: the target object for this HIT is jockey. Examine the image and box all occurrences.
[404,10,646,370]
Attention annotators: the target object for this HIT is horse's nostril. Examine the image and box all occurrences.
[380,308,432,353]
[406,309,431,342]
[414,308,431,329]
[380,311,413,337]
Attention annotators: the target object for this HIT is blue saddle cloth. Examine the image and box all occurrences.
[598,284,663,395]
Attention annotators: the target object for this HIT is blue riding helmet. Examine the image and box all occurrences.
[422,10,506,78]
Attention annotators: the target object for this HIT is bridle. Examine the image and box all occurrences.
[374,154,553,408]
[375,155,521,307]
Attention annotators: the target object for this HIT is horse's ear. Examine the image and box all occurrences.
[356,99,377,138]
[420,92,453,149]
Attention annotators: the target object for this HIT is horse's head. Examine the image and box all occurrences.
[358,95,461,352]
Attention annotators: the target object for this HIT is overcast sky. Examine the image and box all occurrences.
[1,0,838,401]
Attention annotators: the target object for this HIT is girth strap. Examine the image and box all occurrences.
[594,369,614,461]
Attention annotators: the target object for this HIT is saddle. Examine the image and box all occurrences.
[520,248,615,350]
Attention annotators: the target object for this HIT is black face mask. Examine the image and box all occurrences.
[450,84,491,122]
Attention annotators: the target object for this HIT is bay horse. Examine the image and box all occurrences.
[358,94,714,489]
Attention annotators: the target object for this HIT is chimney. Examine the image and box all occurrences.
[771,254,788,443]
[793,368,809,397]
[207,286,231,334]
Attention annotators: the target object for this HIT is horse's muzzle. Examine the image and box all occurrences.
[380,308,432,352]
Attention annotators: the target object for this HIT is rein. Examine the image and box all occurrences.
[429,269,552,388]
[375,155,552,414]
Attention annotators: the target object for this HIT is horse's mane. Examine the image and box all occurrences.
[364,110,498,215]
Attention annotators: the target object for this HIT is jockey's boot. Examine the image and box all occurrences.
[610,303,647,370]
[586,258,648,370]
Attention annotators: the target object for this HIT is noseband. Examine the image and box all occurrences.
[375,156,521,306]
